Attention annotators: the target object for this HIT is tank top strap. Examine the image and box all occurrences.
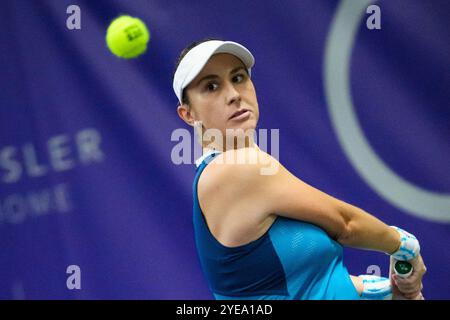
[195,150,222,172]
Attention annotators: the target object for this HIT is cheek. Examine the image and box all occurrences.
[196,103,226,128]
[243,83,258,105]
[246,88,260,123]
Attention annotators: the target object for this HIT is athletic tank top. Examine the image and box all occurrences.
[192,151,360,300]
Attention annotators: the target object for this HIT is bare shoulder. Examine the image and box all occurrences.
[197,147,279,246]
[198,146,348,243]
[198,147,280,198]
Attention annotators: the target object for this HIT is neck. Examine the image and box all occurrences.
[202,137,257,154]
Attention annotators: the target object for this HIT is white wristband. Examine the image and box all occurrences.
[358,275,392,300]
[389,226,420,261]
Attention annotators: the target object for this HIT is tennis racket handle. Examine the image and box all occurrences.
[394,260,413,278]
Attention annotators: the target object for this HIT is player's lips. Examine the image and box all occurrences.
[229,109,251,120]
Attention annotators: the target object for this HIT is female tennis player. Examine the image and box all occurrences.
[173,39,426,300]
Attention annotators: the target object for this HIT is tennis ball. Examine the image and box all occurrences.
[106,15,150,59]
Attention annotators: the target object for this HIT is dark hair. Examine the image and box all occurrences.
[174,37,223,105]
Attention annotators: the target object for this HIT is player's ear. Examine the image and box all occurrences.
[177,103,196,127]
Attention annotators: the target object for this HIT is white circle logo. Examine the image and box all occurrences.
[324,0,450,223]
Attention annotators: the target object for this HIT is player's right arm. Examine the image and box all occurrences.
[210,147,401,254]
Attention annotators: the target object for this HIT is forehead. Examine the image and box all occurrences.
[195,53,245,78]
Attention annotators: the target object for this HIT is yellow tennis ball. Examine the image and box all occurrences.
[106,15,150,59]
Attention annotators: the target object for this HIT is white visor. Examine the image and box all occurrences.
[173,40,255,104]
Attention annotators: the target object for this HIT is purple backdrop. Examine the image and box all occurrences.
[0,0,449,299]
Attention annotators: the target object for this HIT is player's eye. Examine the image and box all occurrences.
[232,74,245,83]
[205,82,219,92]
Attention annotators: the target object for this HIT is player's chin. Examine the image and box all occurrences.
[227,118,257,132]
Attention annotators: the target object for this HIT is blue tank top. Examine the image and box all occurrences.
[192,152,360,300]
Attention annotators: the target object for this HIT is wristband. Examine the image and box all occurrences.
[358,275,392,300]
[389,226,420,261]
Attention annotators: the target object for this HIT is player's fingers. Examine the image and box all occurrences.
[397,282,421,292]
[395,277,414,287]
[393,278,421,293]
[392,274,409,287]
[394,274,421,288]
[397,285,420,294]
[410,292,424,300]
[403,293,415,299]
[395,280,421,292]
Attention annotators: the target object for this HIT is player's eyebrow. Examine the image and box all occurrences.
[194,66,247,87]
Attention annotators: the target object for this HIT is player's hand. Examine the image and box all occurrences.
[391,282,425,300]
[390,255,427,300]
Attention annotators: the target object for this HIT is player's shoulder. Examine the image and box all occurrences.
[199,147,280,191]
